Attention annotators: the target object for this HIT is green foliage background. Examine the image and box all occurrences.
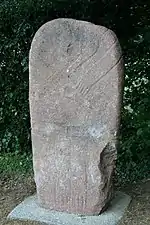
[0,0,150,182]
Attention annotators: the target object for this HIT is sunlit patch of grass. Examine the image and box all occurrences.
[0,152,33,176]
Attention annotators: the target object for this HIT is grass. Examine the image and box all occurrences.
[0,152,33,177]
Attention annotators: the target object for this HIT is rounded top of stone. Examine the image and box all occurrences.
[30,18,118,56]
[29,18,123,130]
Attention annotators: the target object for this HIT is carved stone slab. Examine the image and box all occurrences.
[29,18,124,215]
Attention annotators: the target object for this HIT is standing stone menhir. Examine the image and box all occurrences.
[7,18,131,225]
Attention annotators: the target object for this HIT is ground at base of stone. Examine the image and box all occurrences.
[1,175,150,225]
[7,192,131,225]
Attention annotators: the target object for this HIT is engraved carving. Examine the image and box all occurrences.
[29,18,124,215]
[66,39,99,73]
[85,56,123,95]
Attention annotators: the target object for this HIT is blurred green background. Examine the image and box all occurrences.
[0,0,150,183]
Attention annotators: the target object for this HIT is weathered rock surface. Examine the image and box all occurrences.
[29,18,124,215]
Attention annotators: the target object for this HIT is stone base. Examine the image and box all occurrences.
[7,192,131,225]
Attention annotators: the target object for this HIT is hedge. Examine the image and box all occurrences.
[0,0,150,182]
